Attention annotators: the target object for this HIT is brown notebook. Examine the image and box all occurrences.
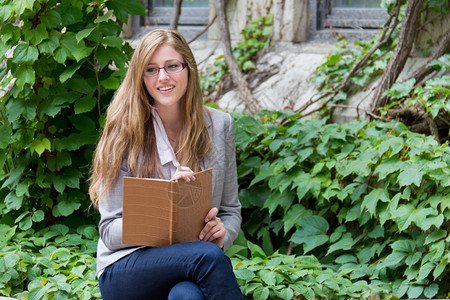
[122,168,212,247]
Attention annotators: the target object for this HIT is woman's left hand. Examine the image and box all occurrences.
[199,207,225,249]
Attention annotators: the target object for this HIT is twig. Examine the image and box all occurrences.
[188,14,217,44]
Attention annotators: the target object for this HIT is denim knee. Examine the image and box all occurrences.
[194,242,230,266]
[168,281,205,300]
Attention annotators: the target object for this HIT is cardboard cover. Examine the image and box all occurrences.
[122,168,212,247]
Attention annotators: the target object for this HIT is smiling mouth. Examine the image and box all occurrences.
[158,86,175,91]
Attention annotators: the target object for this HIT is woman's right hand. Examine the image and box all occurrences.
[171,164,196,182]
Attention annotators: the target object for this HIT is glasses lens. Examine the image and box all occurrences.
[144,65,159,77]
[165,61,183,74]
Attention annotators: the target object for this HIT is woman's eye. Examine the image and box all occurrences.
[146,67,157,73]
[167,64,180,70]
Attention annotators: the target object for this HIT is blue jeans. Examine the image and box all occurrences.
[98,241,243,300]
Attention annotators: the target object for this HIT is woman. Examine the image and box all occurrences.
[89,29,243,299]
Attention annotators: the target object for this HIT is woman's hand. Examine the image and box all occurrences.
[199,207,225,249]
[171,163,195,182]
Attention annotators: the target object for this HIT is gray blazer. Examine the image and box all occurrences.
[96,107,242,276]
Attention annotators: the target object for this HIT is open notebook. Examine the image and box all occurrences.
[122,168,212,247]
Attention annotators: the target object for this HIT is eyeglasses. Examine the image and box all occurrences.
[144,60,188,77]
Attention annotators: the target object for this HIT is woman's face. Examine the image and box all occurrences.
[143,44,188,110]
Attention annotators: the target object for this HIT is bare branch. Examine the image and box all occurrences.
[407,30,450,84]
[170,0,183,30]
[188,14,217,44]
[372,0,425,111]
[215,0,261,114]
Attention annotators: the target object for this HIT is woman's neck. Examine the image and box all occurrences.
[156,106,182,142]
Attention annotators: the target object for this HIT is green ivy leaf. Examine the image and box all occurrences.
[55,151,72,170]
[327,233,355,255]
[14,64,35,90]
[253,286,270,300]
[417,262,435,280]
[383,252,406,267]
[12,0,35,16]
[250,162,274,186]
[106,0,146,22]
[0,3,13,22]
[101,76,121,90]
[397,165,424,187]
[383,78,416,99]
[393,205,436,231]
[51,224,69,236]
[5,192,23,211]
[0,224,17,243]
[283,204,307,233]
[247,241,266,258]
[406,284,424,298]
[19,215,32,230]
[1,23,21,44]
[41,10,62,28]
[30,138,51,156]
[0,123,12,149]
[39,34,60,54]
[102,36,123,50]
[391,239,415,253]
[25,24,48,45]
[74,96,97,114]
[57,200,81,216]
[12,43,39,64]
[60,61,82,83]
[4,253,20,268]
[57,3,83,26]
[423,283,439,298]
[64,168,82,188]
[374,158,406,180]
[338,152,376,177]
[433,262,446,279]
[259,269,276,286]
[53,176,65,193]
[377,136,404,157]
[75,27,96,43]
[290,215,329,253]
[361,188,390,216]
[234,268,256,281]
[428,0,449,13]
[31,210,45,222]
[424,229,446,244]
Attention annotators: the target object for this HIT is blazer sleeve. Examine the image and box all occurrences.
[97,158,134,251]
[212,112,242,251]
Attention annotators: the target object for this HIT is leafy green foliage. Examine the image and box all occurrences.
[230,241,392,300]
[232,110,450,298]
[311,37,394,105]
[0,0,144,232]
[383,55,450,118]
[200,14,273,93]
[0,223,99,299]
[0,1,144,297]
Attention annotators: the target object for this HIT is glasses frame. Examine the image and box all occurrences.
[143,60,188,77]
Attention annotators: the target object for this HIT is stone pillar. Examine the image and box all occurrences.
[208,0,307,42]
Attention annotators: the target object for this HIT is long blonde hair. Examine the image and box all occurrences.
[89,29,212,206]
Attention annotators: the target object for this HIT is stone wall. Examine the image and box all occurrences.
[207,0,307,42]
[415,9,450,55]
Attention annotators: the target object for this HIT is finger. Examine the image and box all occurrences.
[179,166,193,172]
[170,170,195,181]
[203,221,224,241]
[205,227,226,242]
[204,207,218,223]
[199,216,219,240]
